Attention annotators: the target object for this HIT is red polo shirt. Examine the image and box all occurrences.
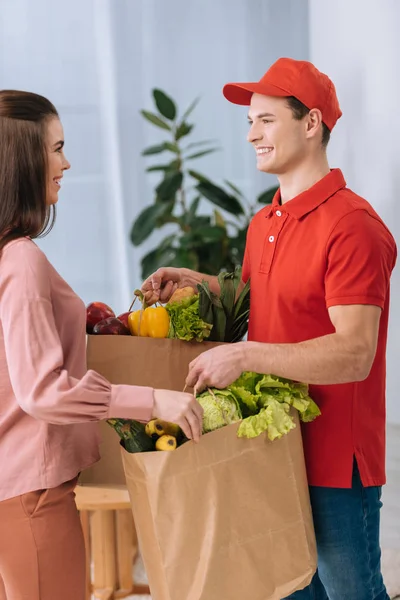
[242,169,397,488]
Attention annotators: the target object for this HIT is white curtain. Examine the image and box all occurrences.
[0,0,309,313]
[309,0,400,424]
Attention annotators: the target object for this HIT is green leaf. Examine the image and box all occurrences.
[153,89,176,120]
[140,110,171,131]
[130,204,169,246]
[142,142,179,157]
[175,122,194,141]
[188,170,213,184]
[146,164,172,172]
[224,180,244,197]
[185,139,218,150]
[141,246,177,279]
[196,181,245,215]
[187,196,201,223]
[257,185,279,204]
[164,141,180,153]
[181,97,200,122]
[193,226,225,243]
[186,148,219,160]
[168,248,199,270]
[156,171,183,201]
[142,143,169,156]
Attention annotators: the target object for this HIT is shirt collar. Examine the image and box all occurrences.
[264,169,347,220]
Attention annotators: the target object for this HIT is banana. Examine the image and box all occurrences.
[156,435,177,451]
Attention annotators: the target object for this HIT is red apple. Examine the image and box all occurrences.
[117,311,132,330]
[92,317,130,335]
[86,302,115,334]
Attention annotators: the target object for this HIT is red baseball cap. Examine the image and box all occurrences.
[223,57,342,131]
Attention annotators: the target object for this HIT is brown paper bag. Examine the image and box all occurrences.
[83,335,316,599]
[81,336,223,484]
[122,414,316,600]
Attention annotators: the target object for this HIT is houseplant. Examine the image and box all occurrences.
[130,89,278,278]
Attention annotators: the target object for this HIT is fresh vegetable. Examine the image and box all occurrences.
[128,306,170,338]
[166,295,212,342]
[107,418,155,453]
[197,388,242,433]
[196,371,321,441]
[169,286,196,304]
[145,419,180,438]
[156,435,177,451]
[197,266,250,342]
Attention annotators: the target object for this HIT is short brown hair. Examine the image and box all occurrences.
[0,90,59,253]
[286,96,331,147]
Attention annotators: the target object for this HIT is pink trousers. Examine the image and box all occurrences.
[0,477,86,600]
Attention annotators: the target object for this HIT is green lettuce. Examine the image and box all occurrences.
[199,371,320,441]
[238,400,296,440]
[166,296,212,342]
[197,389,242,433]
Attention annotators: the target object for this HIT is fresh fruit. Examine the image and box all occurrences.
[145,307,170,338]
[117,311,132,329]
[92,317,130,335]
[145,419,158,438]
[86,302,115,334]
[128,307,169,338]
[156,435,177,451]
[128,310,149,336]
[169,286,196,304]
[145,419,180,438]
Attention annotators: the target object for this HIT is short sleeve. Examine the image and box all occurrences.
[242,220,254,283]
[325,210,397,309]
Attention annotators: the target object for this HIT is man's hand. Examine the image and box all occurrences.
[141,267,186,305]
[186,343,246,392]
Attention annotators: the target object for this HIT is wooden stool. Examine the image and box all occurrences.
[75,484,150,600]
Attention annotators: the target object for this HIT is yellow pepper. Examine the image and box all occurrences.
[145,306,170,338]
[128,306,169,338]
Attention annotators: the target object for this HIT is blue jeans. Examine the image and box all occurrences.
[284,459,389,600]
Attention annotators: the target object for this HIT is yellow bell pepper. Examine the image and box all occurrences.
[128,306,169,338]
[128,310,149,336]
[144,306,170,338]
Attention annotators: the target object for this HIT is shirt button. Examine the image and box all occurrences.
[269,235,275,243]
[276,210,282,217]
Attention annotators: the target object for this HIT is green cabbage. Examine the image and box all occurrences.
[166,296,212,342]
[197,389,242,433]
[238,400,296,440]
[200,371,320,441]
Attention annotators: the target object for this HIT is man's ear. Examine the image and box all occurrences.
[305,108,323,140]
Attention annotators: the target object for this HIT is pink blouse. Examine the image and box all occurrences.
[0,238,154,501]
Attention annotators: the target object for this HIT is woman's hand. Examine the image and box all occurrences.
[152,389,203,442]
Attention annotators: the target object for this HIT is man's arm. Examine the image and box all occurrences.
[186,304,382,390]
[242,304,381,384]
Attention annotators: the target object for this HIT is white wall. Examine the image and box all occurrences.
[0,0,309,314]
[309,0,400,424]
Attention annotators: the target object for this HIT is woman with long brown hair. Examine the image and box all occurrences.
[0,90,203,600]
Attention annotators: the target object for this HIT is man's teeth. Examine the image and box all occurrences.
[256,148,273,155]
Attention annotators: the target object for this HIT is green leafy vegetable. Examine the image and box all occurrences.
[197,389,242,433]
[197,266,250,342]
[238,401,296,441]
[166,295,212,342]
[200,371,320,441]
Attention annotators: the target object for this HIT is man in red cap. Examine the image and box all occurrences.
[142,58,396,599]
